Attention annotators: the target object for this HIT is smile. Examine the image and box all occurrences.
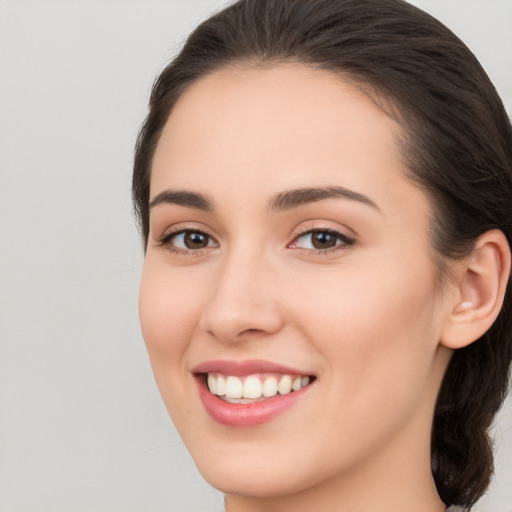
[207,373,311,403]
[193,360,316,427]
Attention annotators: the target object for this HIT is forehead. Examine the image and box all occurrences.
[150,63,428,222]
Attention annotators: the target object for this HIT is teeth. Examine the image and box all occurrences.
[262,376,278,397]
[207,372,312,400]
[225,376,243,399]
[278,375,292,395]
[216,375,226,396]
[243,376,263,399]
[207,374,217,395]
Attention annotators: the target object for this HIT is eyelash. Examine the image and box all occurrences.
[289,227,356,255]
[157,227,356,256]
[157,228,217,256]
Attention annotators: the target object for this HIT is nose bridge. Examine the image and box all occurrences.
[199,243,283,342]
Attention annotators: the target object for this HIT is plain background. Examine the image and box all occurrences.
[0,1,511,511]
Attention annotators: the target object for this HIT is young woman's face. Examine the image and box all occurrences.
[140,65,452,500]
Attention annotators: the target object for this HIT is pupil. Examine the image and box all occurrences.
[185,232,208,248]
[312,231,336,249]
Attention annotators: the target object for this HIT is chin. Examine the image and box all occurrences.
[196,457,314,499]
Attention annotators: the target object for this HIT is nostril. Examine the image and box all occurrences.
[239,328,264,336]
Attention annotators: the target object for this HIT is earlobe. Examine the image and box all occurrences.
[440,229,511,349]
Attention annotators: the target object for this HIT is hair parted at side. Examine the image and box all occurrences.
[133,0,512,507]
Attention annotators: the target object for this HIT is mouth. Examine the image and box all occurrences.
[204,372,313,404]
[192,360,316,427]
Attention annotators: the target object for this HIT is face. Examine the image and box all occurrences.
[140,65,451,500]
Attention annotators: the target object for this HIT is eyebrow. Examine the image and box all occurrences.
[268,186,381,213]
[149,190,214,211]
[149,185,380,213]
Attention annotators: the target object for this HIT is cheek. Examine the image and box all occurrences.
[138,258,215,434]
[271,258,442,475]
[138,259,204,377]
[288,255,441,408]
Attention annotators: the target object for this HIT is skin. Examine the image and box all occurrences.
[139,64,457,512]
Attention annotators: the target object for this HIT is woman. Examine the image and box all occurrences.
[132,0,512,510]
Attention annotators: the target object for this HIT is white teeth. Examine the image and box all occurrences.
[207,374,217,395]
[225,376,243,399]
[207,372,313,400]
[243,376,263,399]
[216,375,226,396]
[262,376,278,397]
[278,375,292,395]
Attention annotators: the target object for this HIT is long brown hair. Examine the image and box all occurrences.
[132,0,512,507]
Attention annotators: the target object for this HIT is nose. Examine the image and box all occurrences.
[198,250,285,344]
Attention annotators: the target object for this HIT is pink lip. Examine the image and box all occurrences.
[192,359,310,376]
[192,359,315,427]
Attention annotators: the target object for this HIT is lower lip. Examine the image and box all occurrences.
[196,378,312,427]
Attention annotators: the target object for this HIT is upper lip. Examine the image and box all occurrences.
[192,359,314,377]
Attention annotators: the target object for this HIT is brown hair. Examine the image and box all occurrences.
[132,0,512,507]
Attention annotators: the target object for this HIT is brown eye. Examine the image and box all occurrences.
[183,231,210,249]
[310,231,338,249]
[161,230,217,252]
[290,229,356,253]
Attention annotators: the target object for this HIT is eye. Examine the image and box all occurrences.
[290,229,355,252]
[159,229,217,253]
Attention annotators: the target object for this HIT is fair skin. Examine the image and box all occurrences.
[139,64,510,512]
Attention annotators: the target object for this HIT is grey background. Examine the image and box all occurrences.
[0,1,510,511]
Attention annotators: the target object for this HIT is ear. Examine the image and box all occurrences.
[440,229,511,349]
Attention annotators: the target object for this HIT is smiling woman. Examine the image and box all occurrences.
[132,1,512,511]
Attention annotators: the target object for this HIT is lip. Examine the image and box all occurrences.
[193,359,315,427]
[192,359,311,376]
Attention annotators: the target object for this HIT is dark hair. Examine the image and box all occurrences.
[133,0,512,507]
